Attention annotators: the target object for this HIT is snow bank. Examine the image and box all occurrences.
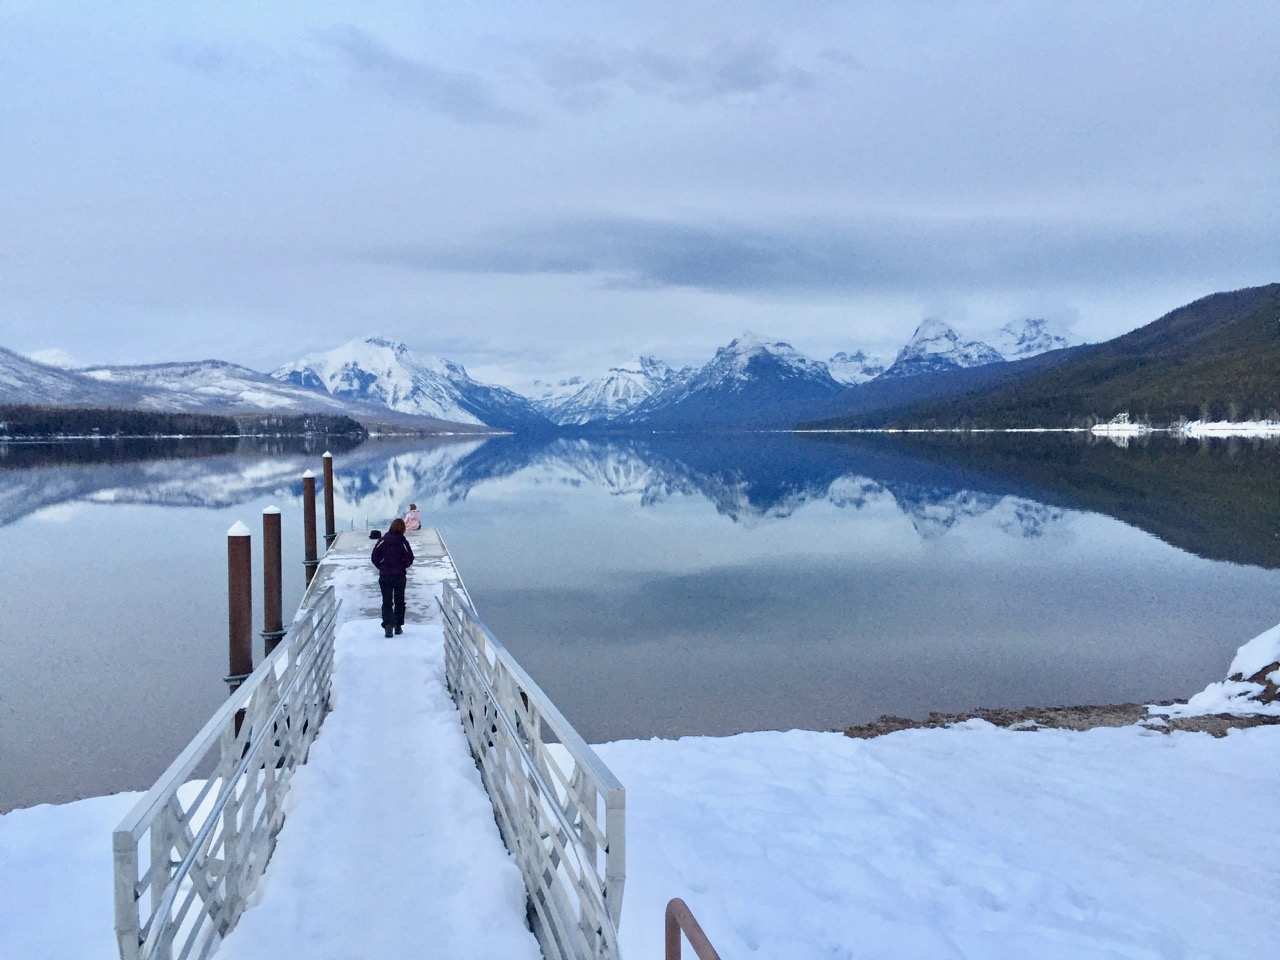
[1176,420,1280,438]
[601,722,1278,960]
[1228,621,1280,680]
[6,722,1276,959]
[0,792,139,960]
[1154,620,1280,717]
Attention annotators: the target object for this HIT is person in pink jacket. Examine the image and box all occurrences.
[404,503,422,531]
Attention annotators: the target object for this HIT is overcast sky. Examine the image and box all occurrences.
[1,1,1276,388]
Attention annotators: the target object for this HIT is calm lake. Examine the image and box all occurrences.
[2,432,1279,812]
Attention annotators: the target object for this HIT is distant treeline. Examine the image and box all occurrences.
[0,405,367,439]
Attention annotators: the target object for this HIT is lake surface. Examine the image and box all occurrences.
[2,432,1278,812]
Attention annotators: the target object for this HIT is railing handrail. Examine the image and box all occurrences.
[665,899,722,960]
[446,584,622,796]
[113,584,340,960]
[440,580,625,960]
[114,589,333,840]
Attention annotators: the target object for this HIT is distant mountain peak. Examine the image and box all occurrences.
[991,318,1075,360]
[615,334,843,428]
[828,349,889,385]
[273,337,548,430]
[539,355,679,426]
[880,320,1003,379]
[704,335,830,384]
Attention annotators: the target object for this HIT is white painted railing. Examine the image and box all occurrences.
[440,582,626,960]
[113,585,340,960]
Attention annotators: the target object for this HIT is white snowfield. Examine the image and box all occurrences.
[1,551,1277,959]
[1177,419,1280,438]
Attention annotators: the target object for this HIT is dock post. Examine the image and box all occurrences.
[302,470,319,587]
[262,506,285,654]
[226,522,253,694]
[322,451,337,549]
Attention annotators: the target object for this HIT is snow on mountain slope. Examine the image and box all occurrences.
[880,319,1005,379]
[272,337,550,431]
[989,318,1076,360]
[620,334,845,427]
[0,346,135,406]
[541,357,676,425]
[827,350,889,385]
[79,360,359,414]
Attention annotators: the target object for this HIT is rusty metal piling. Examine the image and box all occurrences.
[302,470,319,587]
[262,506,285,654]
[322,451,337,548]
[226,521,253,694]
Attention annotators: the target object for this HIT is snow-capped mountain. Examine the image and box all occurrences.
[78,360,364,414]
[273,337,550,431]
[879,320,1004,379]
[618,334,845,428]
[524,375,584,405]
[540,357,677,426]
[0,347,130,406]
[827,350,889,385]
[989,318,1075,360]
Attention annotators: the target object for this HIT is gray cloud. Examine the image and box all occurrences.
[2,3,1275,375]
[164,40,249,77]
[364,215,1278,297]
[537,39,816,108]
[320,26,534,127]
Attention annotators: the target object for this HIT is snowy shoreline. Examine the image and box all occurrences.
[799,419,1280,438]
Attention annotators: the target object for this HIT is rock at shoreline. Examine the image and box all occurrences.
[844,704,1280,740]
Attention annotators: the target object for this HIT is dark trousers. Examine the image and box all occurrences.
[379,574,406,629]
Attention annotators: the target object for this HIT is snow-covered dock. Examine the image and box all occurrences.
[208,528,546,959]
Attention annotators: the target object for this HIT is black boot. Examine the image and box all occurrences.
[384,626,393,638]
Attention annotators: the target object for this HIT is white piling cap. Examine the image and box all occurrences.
[323,450,333,458]
[303,469,315,478]
[263,505,281,515]
[227,521,251,537]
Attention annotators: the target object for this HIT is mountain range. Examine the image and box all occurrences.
[0,346,456,429]
[807,283,1280,429]
[7,285,1274,431]
[3,316,1062,431]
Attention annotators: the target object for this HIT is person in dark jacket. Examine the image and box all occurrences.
[371,518,414,637]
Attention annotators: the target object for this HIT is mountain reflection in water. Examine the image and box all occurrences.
[2,431,1279,809]
[9,431,1268,563]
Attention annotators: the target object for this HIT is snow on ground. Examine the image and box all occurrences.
[0,790,138,960]
[1177,420,1280,438]
[2,547,1277,959]
[602,724,1279,960]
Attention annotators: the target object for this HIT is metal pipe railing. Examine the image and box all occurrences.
[665,898,722,960]
[113,584,340,960]
[440,581,625,960]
